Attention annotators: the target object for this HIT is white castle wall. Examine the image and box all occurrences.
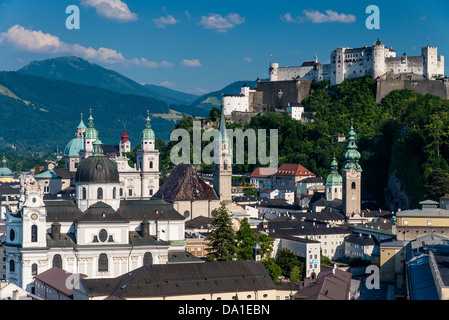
[269,41,444,86]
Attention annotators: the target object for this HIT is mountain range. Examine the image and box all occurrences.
[0,56,257,153]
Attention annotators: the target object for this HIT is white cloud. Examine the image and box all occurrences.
[243,57,252,63]
[281,9,356,24]
[160,81,175,88]
[198,13,244,33]
[0,25,173,68]
[180,59,202,67]
[0,25,71,54]
[79,0,137,22]
[185,11,191,20]
[153,15,179,28]
[132,58,174,68]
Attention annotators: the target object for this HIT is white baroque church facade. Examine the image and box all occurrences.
[3,132,189,293]
[64,110,160,199]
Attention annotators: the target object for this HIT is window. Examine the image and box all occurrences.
[99,229,108,242]
[9,260,15,272]
[113,187,116,199]
[82,187,87,200]
[120,188,123,197]
[98,253,108,272]
[150,161,153,169]
[9,229,15,242]
[351,182,356,189]
[32,263,38,276]
[97,188,103,200]
[149,189,153,196]
[53,254,62,269]
[129,189,133,197]
[31,225,38,242]
[143,252,153,266]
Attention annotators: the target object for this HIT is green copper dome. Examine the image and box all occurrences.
[343,125,362,170]
[84,110,98,140]
[64,137,84,157]
[142,112,155,140]
[325,157,342,185]
[0,157,12,177]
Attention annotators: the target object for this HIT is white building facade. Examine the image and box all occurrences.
[270,40,445,85]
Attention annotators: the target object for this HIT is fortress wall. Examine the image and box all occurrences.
[256,80,313,108]
[277,66,313,81]
[376,79,449,102]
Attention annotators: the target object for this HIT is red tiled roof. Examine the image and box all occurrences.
[274,164,315,177]
[250,167,277,178]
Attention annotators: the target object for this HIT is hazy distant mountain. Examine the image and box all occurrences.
[0,71,176,151]
[190,80,258,111]
[18,56,199,106]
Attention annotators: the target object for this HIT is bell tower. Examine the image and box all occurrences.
[136,111,160,198]
[213,110,232,203]
[342,124,362,218]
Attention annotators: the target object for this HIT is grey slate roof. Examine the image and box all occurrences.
[117,199,185,221]
[77,202,128,223]
[294,268,351,300]
[80,260,275,299]
[152,164,218,201]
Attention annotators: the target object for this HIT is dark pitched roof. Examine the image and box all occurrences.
[34,267,87,297]
[77,202,128,223]
[53,168,72,179]
[345,233,379,246]
[300,177,324,184]
[80,260,275,299]
[294,268,351,300]
[152,164,218,201]
[103,145,120,157]
[185,216,213,229]
[44,200,83,222]
[117,199,185,221]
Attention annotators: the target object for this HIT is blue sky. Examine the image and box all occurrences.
[0,0,448,95]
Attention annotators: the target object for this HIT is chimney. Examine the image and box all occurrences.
[141,218,150,238]
[51,220,61,241]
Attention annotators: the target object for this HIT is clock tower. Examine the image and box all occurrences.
[22,191,47,248]
[342,124,362,218]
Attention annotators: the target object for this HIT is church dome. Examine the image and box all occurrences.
[325,157,342,186]
[64,137,84,157]
[75,156,119,184]
[0,158,12,177]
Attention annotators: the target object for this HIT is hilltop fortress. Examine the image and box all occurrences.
[224,39,448,122]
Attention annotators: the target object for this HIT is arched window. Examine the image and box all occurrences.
[52,254,62,269]
[31,225,38,243]
[32,263,38,276]
[82,187,87,200]
[9,229,15,242]
[351,182,356,189]
[113,187,116,199]
[97,187,103,200]
[9,260,15,272]
[150,161,153,169]
[98,253,108,272]
[143,252,153,266]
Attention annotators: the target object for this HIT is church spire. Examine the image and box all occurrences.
[85,108,98,139]
[141,110,155,140]
[343,123,362,171]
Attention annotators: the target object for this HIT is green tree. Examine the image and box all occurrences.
[206,202,237,262]
[275,248,304,279]
[262,258,282,282]
[290,265,302,283]
[320,252,333,266]
[235,218,274,261]
[209,106,221,121]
